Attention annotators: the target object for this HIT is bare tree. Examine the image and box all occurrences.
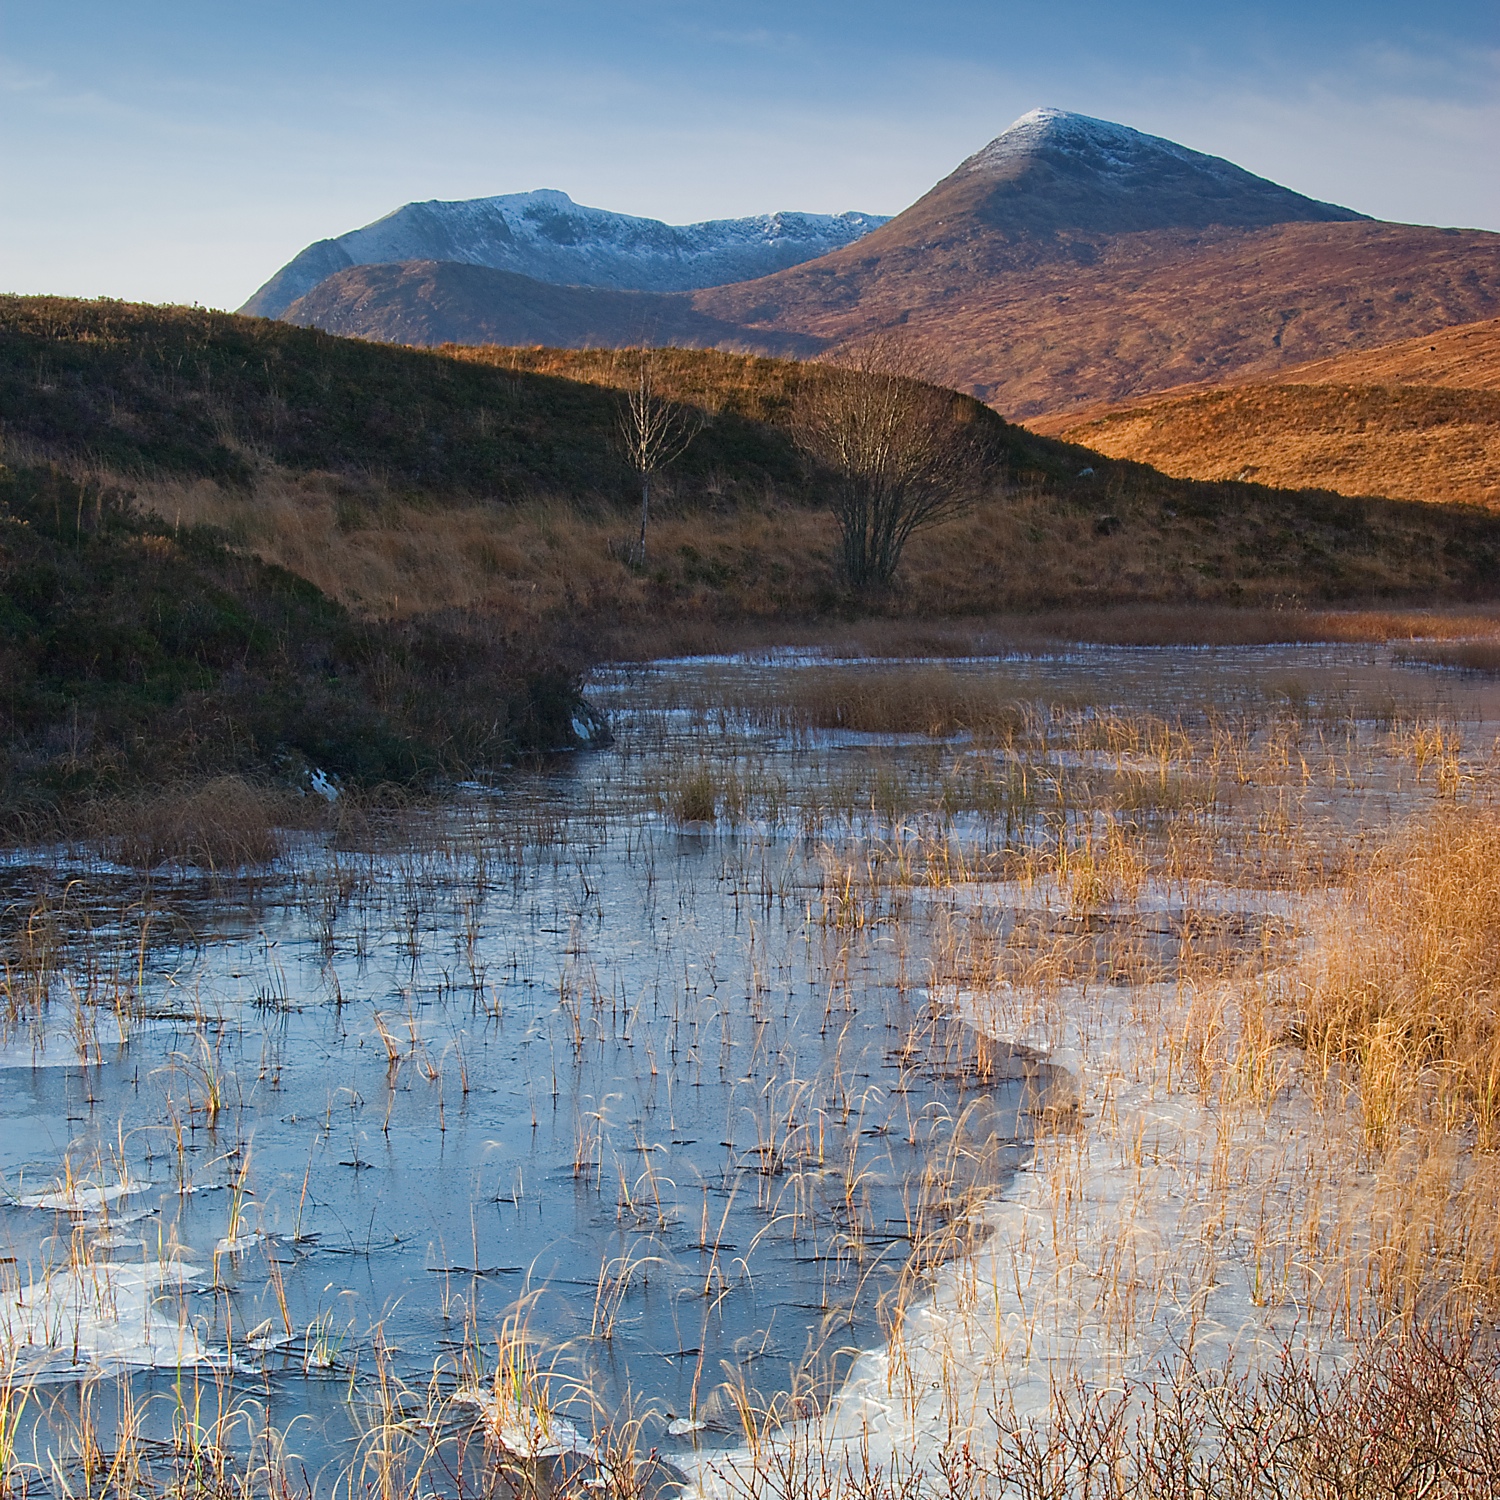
[792,337,986,591]
[616,348,702,565]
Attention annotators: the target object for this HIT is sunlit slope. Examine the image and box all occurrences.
[691,111,1500,419]
[1045,317,1500,509]
[1281,316,1500,390]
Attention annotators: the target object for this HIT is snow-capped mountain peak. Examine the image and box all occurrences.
[940,106,1366,231]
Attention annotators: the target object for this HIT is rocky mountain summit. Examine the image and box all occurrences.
[241,191,888,317]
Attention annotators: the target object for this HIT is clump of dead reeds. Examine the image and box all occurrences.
[1397,641,1500,675]
[667,765,721,825]
[1299,806,1500,1152]
[85,776,308,869]
[775,668,1033,740]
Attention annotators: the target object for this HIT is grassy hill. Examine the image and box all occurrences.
[1042,316,1500,510]
[0,295,815,503]
[0,460,585,829]
[7,297,1500,627]
[8,295,1500,824]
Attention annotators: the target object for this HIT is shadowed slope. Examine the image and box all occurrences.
[0,294,822,502]
[281,260,823,357]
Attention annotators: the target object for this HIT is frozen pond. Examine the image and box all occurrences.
[1,639,1495,1489]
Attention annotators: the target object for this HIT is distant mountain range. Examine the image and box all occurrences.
[241,192,888,317]
[250,109,1500,419]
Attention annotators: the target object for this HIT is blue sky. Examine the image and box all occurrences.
[3,1,1497,309]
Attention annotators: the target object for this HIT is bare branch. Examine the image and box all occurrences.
[615,347,704,565]
[792,335,987,591]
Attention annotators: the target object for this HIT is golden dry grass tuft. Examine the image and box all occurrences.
[1301,808,1500,1152]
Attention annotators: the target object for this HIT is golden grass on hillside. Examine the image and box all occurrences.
[133,460,1500,634]
[1270,314,1500,392]
[449,344,811,422]
[1052,382,1500,509]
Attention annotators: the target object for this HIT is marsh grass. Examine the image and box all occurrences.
[7,651,1500,1500]
[85,778,308,871]
[1301,807,1500,1148]
[736,669,1038,742]
[657,658,1500,1495]
[1397,640,1500,675]
[664,766,723,826]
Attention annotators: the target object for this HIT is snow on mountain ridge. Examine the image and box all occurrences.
[956,107,1213,178]
[241,192,889,319]
[937,106,1366,231]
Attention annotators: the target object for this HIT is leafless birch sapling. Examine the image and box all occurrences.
[616,349,703,565]
[793,339,986,591]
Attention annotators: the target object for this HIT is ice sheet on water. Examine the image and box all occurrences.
[453,1389,598,1459]
[214,1227,267,1256]
[0,1014,142,1070]
[686,893,1350,1497]
[13,1175,150,1213]
[1,1260,211,1378]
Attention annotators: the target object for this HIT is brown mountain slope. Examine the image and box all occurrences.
[1051,383,1500,509]
[693,219,1500,421]
[1041,316,1500,509]
[267,110,1500,422]
[688,111,1500,419]
[283,260,823,358]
